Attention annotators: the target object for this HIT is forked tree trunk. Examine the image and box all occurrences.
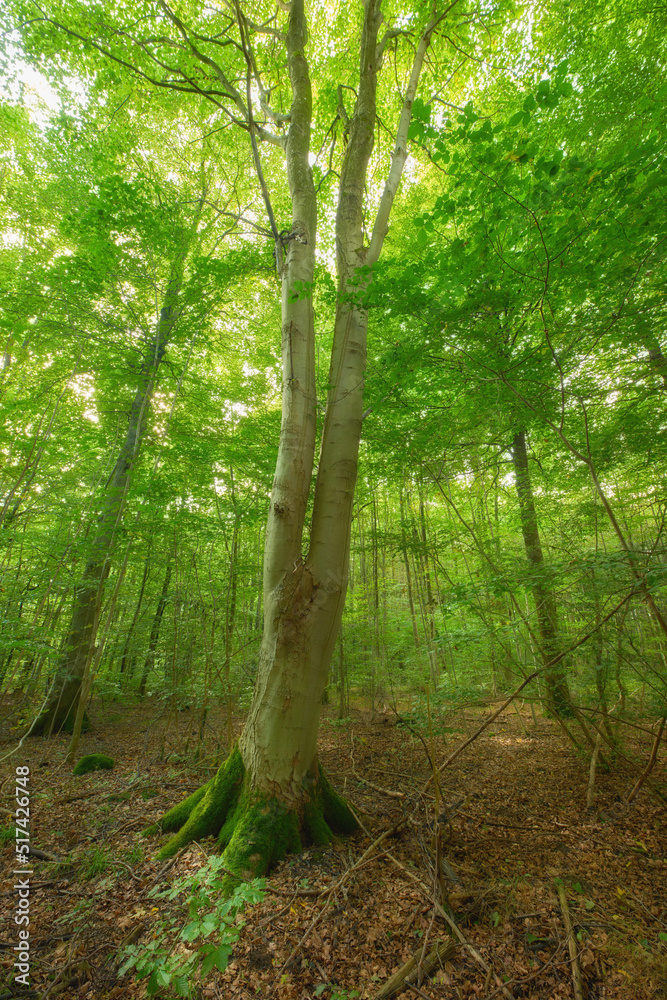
[148,0,441,882]
[512,430,572,716]
[30,231,195,736]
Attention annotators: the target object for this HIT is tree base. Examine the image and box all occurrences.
[29,695,91,736]
[144,745,358,881]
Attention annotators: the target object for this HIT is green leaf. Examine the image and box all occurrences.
[156,969,172,988]
[172,974,189,997]
[214,943,233,971]
[181,920,200,942]
[523,94,536,111]
[508,111,524,127]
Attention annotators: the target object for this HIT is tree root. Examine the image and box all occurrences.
[144,745,358,882]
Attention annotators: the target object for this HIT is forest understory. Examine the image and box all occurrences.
[1,699,665,1000]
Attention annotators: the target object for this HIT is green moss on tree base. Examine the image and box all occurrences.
[73,753,115,775]
[144,745,359,881]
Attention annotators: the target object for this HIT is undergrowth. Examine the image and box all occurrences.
[119,855,265,997]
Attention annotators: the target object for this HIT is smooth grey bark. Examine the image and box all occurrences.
[150,2,446,874]
[239,0,441,801]
[512,430,572,716]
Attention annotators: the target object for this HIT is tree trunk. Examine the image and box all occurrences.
[119,554,151,681]
[512,430,572,716]
[148,0,440,883]
[138,561,173,698]
[29,229,194,735]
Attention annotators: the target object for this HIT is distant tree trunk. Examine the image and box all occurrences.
[149,0,441,882]
[29,228,195,736]
[512,430,572,716]
[119,554,151,681]
[138,561,172,698]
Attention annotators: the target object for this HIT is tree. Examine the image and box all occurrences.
[29,189,202,735]
[142,0,465,876]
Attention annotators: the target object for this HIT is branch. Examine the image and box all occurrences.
[233,0,283,265]
[367,4,459,265]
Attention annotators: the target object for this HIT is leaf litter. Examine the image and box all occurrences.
[0,699,665,999]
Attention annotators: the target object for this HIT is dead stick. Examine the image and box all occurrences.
[373,939,455,1000]
[627,715,666,803]
[556,883,584,1000]
[277,821,406,976]
[435,905,513,1000]
[361,831,513,1000]
[351,765,406,799]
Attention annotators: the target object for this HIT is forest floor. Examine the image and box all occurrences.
[0,697,666,1000]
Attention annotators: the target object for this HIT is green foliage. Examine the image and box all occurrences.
[80,844,114,880]
[118,858,265,997]
[73,754,115,775]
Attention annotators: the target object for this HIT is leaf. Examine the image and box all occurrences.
[214,943,233,971]
[523,94,536,112]
[508,111,524,127]
[156,969,172,988]
[201,951,217,977]
[181,920,200,942]
[172,975,189,997]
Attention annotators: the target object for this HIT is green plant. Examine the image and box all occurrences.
[314,987,359,1000]
[125,843,145,866]
[80,845,113,880]
[119,856,265,997]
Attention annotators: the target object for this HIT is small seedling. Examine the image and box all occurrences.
[119,856,265,997]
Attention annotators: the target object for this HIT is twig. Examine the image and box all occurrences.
[556,882,585,1000]
[373,939,455,1000]
[421,671,540,792]
[351,765,406,799]
[435,906,513,1000]
[276,820,407,976]
[423,587,637,792]
[627,715,666,803]
[29,845,63,863]
[405,983,433,1000]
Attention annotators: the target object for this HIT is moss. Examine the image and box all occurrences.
[152,745,245,859]
[146,745,359,881]
[73,753,115,775]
